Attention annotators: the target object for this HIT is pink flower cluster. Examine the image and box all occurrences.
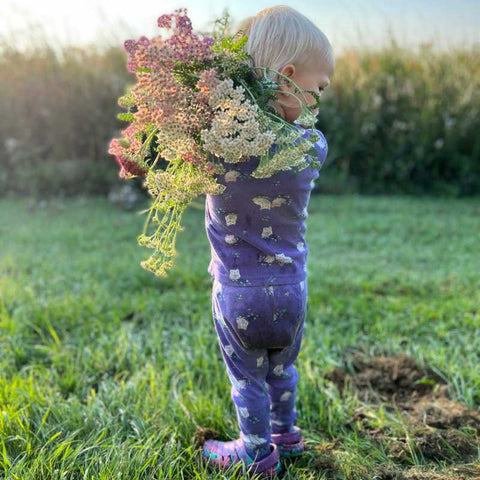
[124,8,214,73]
[109,8,224,178]
[108,124,148,178]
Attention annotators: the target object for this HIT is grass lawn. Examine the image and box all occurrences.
[1,194,479,479]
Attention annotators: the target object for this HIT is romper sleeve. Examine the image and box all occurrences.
[311,128,328,168]
[291,125,328,170]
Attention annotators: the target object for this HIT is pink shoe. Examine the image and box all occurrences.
[203,437,282,478]
[271,426,304,457]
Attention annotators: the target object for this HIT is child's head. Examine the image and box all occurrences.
[233,5,334,125]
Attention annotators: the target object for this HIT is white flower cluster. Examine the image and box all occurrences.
[155,122,194,162]
[201,78,276,163]
[275,127,304,145]
[251,139,313,178]
[144,166,224,204]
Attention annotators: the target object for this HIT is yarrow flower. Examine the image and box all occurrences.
[107,7,324,278]
[201,78,276,163]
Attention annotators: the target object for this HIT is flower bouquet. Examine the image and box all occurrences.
[108,8,324,278]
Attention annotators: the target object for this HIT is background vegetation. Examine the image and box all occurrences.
[0,32,478,199]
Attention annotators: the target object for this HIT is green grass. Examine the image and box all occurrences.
[1,194,479,479]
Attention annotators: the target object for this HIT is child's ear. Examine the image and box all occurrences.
[279,63,295,80]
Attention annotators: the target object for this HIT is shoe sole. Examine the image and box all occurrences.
[276,442,304,458]
[251,459,282,478]
[279,449,304,458]
[203,443,283,478]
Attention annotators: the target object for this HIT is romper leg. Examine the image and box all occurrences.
[211,279,272,461]
[266,280,307,434]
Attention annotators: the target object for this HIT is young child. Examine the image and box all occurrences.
[202,5,334,477]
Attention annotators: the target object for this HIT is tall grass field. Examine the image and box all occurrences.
[0,37,479,198]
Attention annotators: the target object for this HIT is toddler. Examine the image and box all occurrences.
[202,5,334,478]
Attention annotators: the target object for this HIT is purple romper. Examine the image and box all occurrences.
[204,126,328,460]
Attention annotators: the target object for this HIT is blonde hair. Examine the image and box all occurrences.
[232,5,334,82]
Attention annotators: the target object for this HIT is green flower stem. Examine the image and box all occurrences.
[142,195,158,236]
[141,162,173,237]
[159,208,175,246]
[240,67,315,131]
[250,66,310,108]
[270,88,310,110]
[152,213,168,251]
[150,150,162,170]
[170,206,185,247]
[236,77,257,104]
[238,77,288,125]
[158,204,179,251]
[165,206,184,256]
[138,126,159,162]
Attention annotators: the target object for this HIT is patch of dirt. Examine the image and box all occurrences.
[324,353,480,470]
[387,426,478,463]
[310,449,340,479]
[307,440,342,479]
[406,396,480,431]
[375,463,480,480]
[324,353,448,404]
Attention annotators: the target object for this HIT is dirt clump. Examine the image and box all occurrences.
[310,449,339,479]
[324,353,480,468]
[405,396,480,431]
[324,353,447,404]
[192,427,220,449]
[375,463,480,480]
